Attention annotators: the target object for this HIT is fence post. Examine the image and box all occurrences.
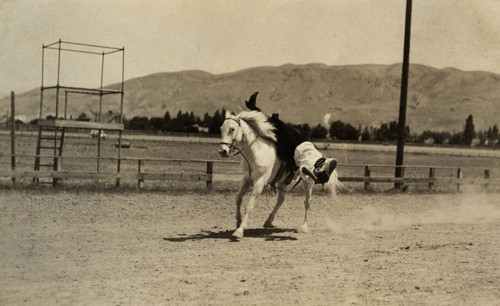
[484,169,490,189]
[364,165,371,191]
[456,168,462,191]
[116,130,122,188]
[428,167,435,190]
[10,91,16,184]
[206,161,213,189]
[115,157,121,188]
[138,159,143,189]
[97,130,101,173]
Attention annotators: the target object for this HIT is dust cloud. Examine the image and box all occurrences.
[325,192,500,233]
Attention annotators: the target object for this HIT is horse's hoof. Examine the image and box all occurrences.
[232,229,244,238]
[263,222,275,228]
[296,226,309,234]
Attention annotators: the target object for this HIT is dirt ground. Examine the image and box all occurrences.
[1,188,499,305]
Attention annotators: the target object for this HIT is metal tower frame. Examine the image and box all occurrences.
[40,39,125,121]
[36,39,126,184]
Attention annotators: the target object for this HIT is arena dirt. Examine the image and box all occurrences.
[1,189,499,305]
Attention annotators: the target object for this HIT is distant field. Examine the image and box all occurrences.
[1,133,499,191]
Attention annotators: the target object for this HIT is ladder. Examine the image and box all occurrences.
[34,126,65,185]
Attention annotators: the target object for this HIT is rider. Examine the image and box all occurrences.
[245,92,337,184]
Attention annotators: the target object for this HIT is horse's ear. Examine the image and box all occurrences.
[225,110,232,118]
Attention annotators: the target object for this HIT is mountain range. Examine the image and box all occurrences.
[1,63,499,133]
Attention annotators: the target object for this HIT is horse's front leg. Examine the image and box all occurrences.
[233,178,266,239]
[235,177,252,228]
[263,182,286,228]
[297,179,314,233]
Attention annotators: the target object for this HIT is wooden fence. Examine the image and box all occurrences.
[0,155,495,191]
[340,164,492,191]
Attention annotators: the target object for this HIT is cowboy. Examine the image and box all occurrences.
[245,92,337,184]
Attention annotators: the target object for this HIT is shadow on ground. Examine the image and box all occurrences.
[163,228,298,242]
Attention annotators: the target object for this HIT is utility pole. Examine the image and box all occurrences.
[395,0,412,189]
[11,91,16,183]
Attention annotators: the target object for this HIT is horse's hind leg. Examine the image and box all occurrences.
[263,183,286,228]
[235,177,252,228]
[297,180,314,233]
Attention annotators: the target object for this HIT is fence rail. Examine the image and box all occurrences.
[0,155,496,191]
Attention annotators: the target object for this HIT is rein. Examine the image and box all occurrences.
[220,117,261,179]
[219,118,242,155]
[268,175,302,193]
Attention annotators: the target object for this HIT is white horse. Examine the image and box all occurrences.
[219,110,339,239]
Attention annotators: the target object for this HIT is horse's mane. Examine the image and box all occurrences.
[236,111,277,142]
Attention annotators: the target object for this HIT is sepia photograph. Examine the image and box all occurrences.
[0,0,499,304]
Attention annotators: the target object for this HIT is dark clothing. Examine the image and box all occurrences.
[267,116,306,171]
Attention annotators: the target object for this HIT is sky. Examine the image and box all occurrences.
[1,0,500,97]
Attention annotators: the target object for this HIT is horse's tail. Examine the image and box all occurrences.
[323,170,345,197]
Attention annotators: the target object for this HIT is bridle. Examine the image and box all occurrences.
[219,117,243,155]
[220,117,261,178]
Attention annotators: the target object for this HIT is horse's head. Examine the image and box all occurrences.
[219,111,243,157]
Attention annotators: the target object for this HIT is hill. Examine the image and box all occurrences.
[1,63,500,132]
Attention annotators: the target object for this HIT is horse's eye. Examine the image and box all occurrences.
[229,128,235,133]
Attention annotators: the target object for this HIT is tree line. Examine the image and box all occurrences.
[124,109,227,134]
[22,108,497,147]
[123,110,498,147]
[417,115,499,147]
[123,109,410,141]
